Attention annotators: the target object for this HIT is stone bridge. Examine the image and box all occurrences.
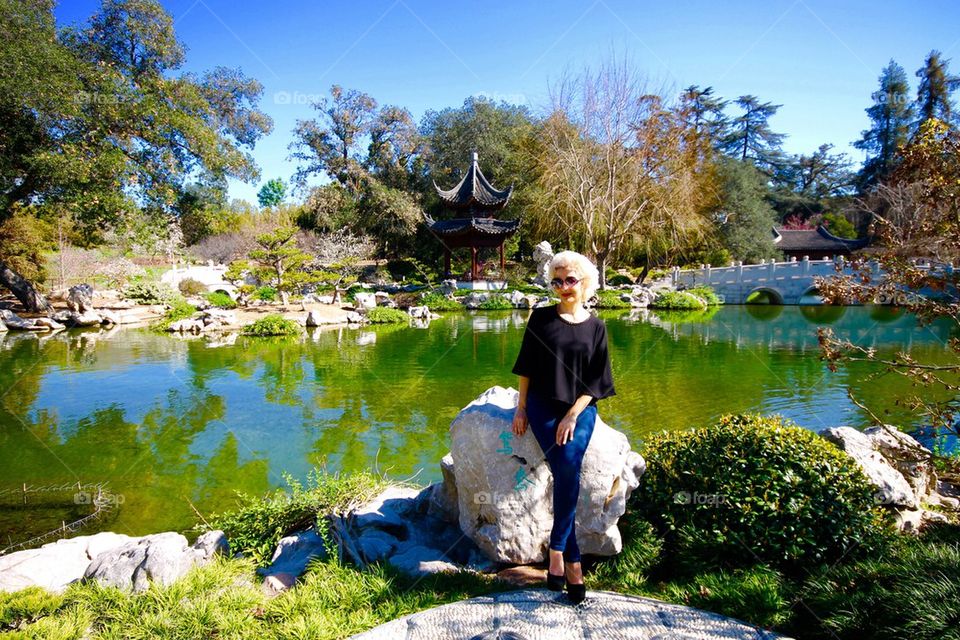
[671,256,892,305]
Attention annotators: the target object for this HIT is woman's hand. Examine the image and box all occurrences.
[512,406,528,436]
[556,414,577,445]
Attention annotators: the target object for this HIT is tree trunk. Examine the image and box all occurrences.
[0,261,53,313]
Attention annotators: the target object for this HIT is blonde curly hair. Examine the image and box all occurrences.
[549,250,600,302]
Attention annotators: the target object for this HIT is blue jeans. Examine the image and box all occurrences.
[525,389,598,563]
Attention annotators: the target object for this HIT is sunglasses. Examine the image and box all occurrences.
[550,276,581,289]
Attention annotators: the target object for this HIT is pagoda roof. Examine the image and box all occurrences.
[434,152,513,212]
[424,213,520,238]
[772,225,869,252]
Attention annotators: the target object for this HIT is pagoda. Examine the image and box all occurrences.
[424,152,520,283]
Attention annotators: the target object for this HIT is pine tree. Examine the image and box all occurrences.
[915,50,959,127]
[679,85,729,146]
[719,95,786,173]
[854,60,914,188]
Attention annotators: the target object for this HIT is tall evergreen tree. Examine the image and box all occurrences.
[915,50,959,127]
[719,95,786,173]
[854,60,914,188]
[679,85,729,146]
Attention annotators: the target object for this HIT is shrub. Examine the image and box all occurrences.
[594,289,633,309]
[205,291,238,309]
[206,470,392,567]
[241,314,302,336]
[123,281,177,305]
[178,278,207,296]
[607,273,634,286]
[419,291,464,311]
[476,295,513,310]
[632,413,892,570]
[650,290,706,310]
[150,297,197,332]
[686,285,722,306]
[365,307,409,324]
[253,285,277,302]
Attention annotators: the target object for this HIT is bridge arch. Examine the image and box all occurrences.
[745,287,784,305]
[798,286,825,305]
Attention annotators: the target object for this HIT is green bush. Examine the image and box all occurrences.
[253,286,277,302]
[204,291,238,309]
[177,278,207,297]
[685,286,721,306]
[594,289,633,309]
[206,470,392,567]
[241,314,302,336]
[632,413,892,570]
[419,291,464,311]
[150,297,197,332]
[365,307,409,324]
[650,290,707,310]
[123,281,177,305]
[607,273,634,286]
[476,295,513,310]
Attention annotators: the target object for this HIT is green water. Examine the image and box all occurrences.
[0,305,954,546]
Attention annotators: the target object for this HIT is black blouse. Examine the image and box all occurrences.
[511,304,616,406]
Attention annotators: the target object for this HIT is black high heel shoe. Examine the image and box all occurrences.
[546,570,565,591]
[566,580,586,604]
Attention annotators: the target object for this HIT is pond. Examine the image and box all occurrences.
[0,304,955,546]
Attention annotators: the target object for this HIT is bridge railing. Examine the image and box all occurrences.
[671,256,884,288]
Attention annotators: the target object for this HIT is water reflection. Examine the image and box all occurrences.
[0,305,954,541]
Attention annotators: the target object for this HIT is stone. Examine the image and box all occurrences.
[408,305,432,319]
[509,290,527,306]
[318,295,335,305]
[0,310,43,331]
[355,529,400,564]
[203,309,237,326]
[351,485,423,532]
[305,310,322,327]
[346,311,365,324]
[424,455,459,524]
[71,311,103,327]
[259,528,327,579]
[864,425,937,500]
[895,507,950,533]
[261,572,297,596]
[446,385,646,564]
[819,426,918,508]
[439,280,458,295]
[387,543,460,576]
[66,284,94,314]
[0,532,133,593]
[83,530,227,592]
[355,292,378,310]
[33,317,65,331]
[0,316,6,332]
[99,310,121,326]
[532,241,554,287]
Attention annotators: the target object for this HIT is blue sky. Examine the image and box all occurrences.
[55,0,960,204]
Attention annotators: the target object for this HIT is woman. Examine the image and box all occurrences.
[510,250,616,605]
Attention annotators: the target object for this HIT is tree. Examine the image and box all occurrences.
[854,60,914,188]
[537,57,716,287]
[290,85,378,194]
[242,226,318,306]
[770,144,856,221]
[817,118,959,469]
[257,178,287,208]
[678,85,729,148]
[715,158,780,263]
[719,95,786,172]
[915,50,959,128]
[0,0,271,311]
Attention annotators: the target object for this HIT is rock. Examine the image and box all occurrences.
[439,280,458,296]
[864,425,937,501]
[387,544,460,576]
[0,532,133,593]
[532,241,554,287]
[819,426,918,508]
[259,528,327,580]
[346,311,365,324]
[462,292,489,309]
[0,316,6,332]
[99,310,121,326]
[33,317,65,331]
[408,305,431,319]
[351,485,423,532]
[192,530,229,560]
[355,292,377,310]
[424,455,459,524]
[305,310,322,327]
[509,290,527,306]
[66,284,94,314]
[261,572,297,596]
[0,310,43,331]
[447,385,646,564]
[318,295,335,305]
[355,530,400,564]
[202,309,237,326]
[895,508,950,533]
[374,291,394,307]
[72,311,103,327]
[83,530,227,592]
